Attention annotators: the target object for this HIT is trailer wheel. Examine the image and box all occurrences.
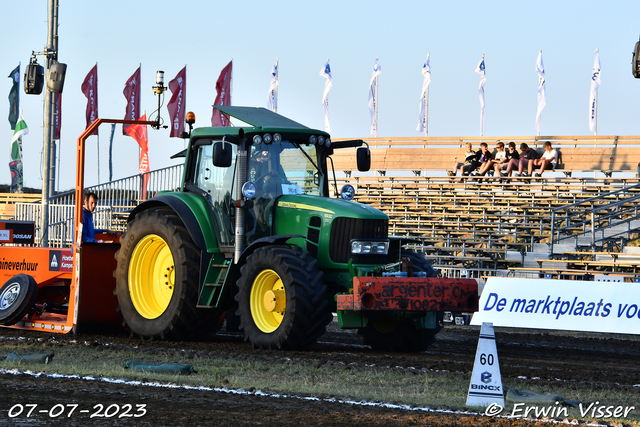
[359,250,442,352]
[114,207,216,340]
[235,245,331,350]
[0,274,38,326]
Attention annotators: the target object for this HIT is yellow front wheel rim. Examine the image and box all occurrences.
[250,269,285,333]
[128,234,175,319]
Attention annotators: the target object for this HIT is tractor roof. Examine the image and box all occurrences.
[214,106,309,129]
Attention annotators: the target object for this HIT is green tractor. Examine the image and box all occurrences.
[114,106,478,352]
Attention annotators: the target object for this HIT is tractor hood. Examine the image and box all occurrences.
[273,194,389,268]
[275,194,388,221]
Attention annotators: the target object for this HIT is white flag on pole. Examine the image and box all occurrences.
[589,49,601,133]
[417,54,431,134]
[474,56,486,136]
[535,51,546,134]
[319,60,332,133]
[368,59,382,136]
[267,58,278,113]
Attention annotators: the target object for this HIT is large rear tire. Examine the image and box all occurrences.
[359,249,442,352]
[235,245,331,350]
[0,274,37,326]
[114,207,216,340]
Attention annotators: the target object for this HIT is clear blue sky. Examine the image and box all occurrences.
[2,0,640,190]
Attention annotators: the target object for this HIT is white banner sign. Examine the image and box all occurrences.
[471,277,640,334]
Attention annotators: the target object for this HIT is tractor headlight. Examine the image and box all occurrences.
[273,133,282,143]
[325,138,331,148]
[263,133,272,144]
[318,135,325,145]
[309,135,317,144]
[340,184,355,200]
[242,182,256,199]
[350,240,389,255]
[253,135,263,145]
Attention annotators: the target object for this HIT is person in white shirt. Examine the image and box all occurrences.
[530,141,557,177]
[478,141,506,177]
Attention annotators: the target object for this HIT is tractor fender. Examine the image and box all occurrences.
[225,234,304,291]
[128,195,209,251]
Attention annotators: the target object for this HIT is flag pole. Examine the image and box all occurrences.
[275,57,278,113]
[425,53,430,137]
[375,57,379,137]
[97,133,100,183]
[480,54,484,137]
[594,48,599,136]
[538,51,541,137]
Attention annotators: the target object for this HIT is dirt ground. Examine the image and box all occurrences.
[0,322,638,426]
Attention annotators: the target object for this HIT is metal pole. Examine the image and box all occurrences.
[40,0,56,246]
[49,0,59,197]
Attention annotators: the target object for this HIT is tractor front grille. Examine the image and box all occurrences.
[329,217,388,264]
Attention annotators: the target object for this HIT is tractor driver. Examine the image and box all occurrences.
[248,148,287,238]
[82,192,117,243]
[249,148,287,198]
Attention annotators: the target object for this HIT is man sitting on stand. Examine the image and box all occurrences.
[530,141,558,178]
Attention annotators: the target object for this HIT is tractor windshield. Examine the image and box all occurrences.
[248,141,320,197]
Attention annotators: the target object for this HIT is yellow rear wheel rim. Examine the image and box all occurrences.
[250,269,285,333]
[128,234,175,319]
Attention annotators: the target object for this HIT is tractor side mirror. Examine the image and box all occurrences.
[356,146,371,172]
[213,141,232,167]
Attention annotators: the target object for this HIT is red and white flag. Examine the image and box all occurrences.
[53,92,62,140]
[167,66,186,138]
[124,113,150,199]
[211,61,232,126]
[123,66,141,135]
[81,64,98,136]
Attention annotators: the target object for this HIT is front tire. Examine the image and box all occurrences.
[235,245,331,350]
[114,207,214,340]
[0,274,37,326]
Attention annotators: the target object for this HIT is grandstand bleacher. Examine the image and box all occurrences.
[2,135,640,283]
[331,135,640,282]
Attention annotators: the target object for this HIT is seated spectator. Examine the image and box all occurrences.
[471,142,492,179]
[449,142,477,177]
[478,141,506,176]
[498,142,519,179]
[515,143,539,178]
[530,141,557,177]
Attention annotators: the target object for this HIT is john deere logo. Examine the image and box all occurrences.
[481,371,492,383]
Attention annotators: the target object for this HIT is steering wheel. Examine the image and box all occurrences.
[260,173,284,197]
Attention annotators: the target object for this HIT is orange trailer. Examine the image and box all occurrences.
[0,119,157,334]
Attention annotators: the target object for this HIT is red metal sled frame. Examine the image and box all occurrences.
[2,118,157,333]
